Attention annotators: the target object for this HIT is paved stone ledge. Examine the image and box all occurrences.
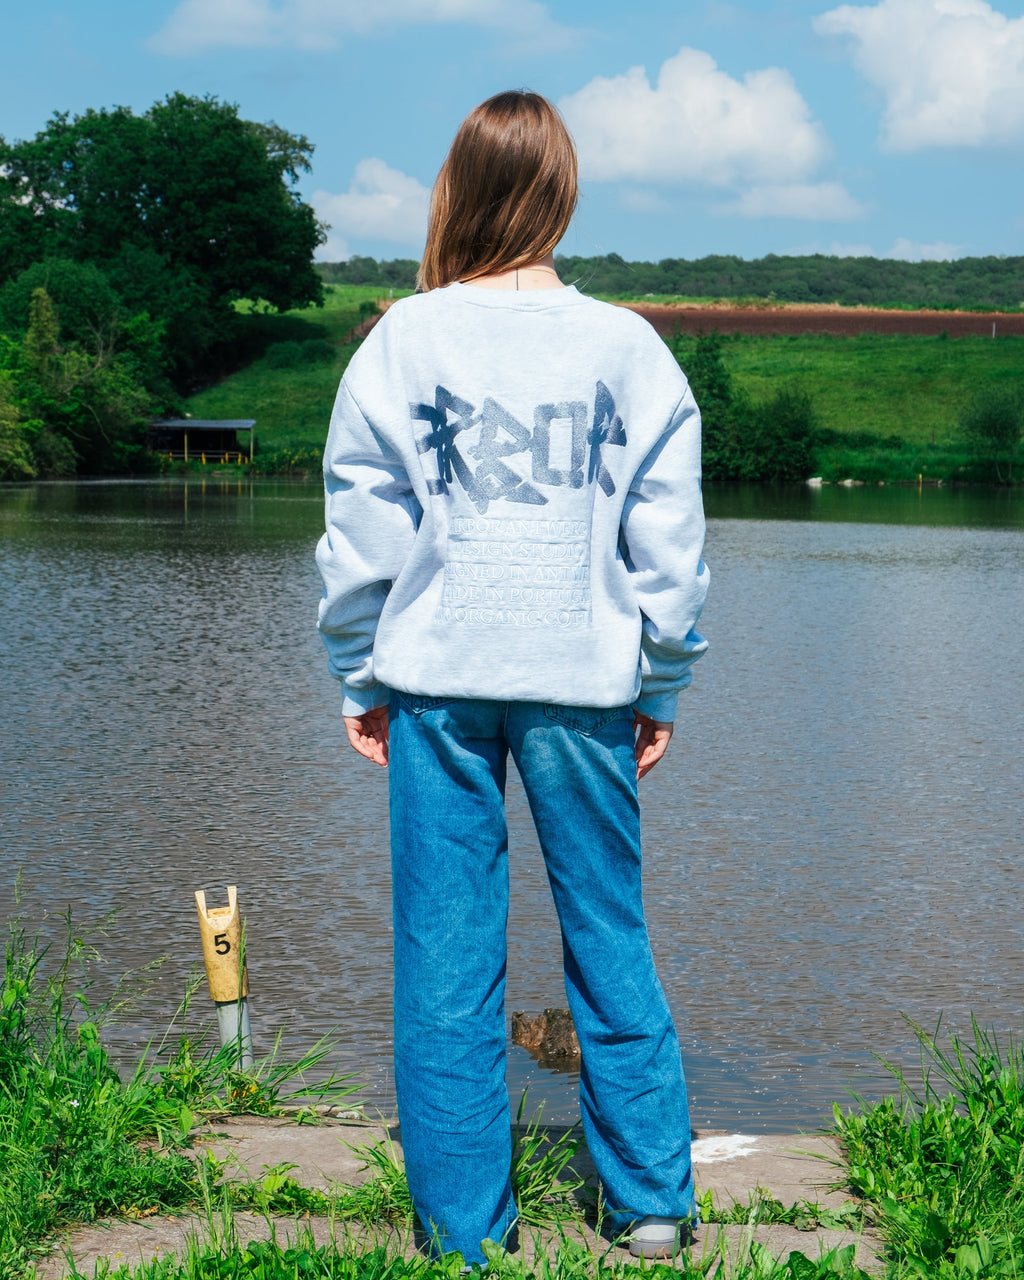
[35,1120,881,1278]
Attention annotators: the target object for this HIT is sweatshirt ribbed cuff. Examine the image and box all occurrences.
[341,681,390,717]
[631,690,680,723]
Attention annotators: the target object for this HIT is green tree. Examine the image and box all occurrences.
[745,386,817,482]
[0,375,36,480]
[959,386,1023,481]
[673,330,745,479]
[0,259,171,398]
[0,94,325,384]
[672,331,818,482]
[13,286,153,473]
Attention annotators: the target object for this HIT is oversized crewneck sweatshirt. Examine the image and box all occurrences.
[316,282,709,722]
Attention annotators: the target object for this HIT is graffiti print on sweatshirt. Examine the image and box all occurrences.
[438,515,591,629]
[411,380,626,515]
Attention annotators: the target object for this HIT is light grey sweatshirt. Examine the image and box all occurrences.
[316,282,709,722]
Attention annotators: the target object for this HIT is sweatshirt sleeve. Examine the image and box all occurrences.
[315,378,421,716]
[621,383,710,723]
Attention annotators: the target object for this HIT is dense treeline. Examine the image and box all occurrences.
[318,257,421,289]
[0,94,323,479]
[672,332,816,481]
[557,253,1024,309]
[316,254,1024,310]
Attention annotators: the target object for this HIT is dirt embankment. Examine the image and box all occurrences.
[350,297,1024,340]
[619,301,1024,338]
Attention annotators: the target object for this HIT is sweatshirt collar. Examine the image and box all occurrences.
[444,282,588,310]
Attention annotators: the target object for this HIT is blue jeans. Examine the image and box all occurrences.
[389,694,694,1264]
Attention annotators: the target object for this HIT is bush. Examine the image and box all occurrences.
[959,385,1022,481]
[250,444,324,474]
[674,331,818,482]
[0,378,35,480]
[263,339,338,369]
[743,386,817,482]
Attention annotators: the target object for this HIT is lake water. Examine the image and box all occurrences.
[1,478,1022,1133]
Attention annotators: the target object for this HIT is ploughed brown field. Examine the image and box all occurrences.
[619,301,1024,338]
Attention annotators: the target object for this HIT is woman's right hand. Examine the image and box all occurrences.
[344,705,390,767]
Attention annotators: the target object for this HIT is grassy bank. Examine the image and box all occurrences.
[719,331,1019,445]
[182,285,411,475]
[180,288,1019,485]
[670,330,1022,485]
[0,909,358,1280]
[4,910,1024,1279]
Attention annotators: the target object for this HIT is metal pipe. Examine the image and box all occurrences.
[215,997,254,1070]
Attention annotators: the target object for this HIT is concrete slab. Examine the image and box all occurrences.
[33,1216,416,1280]
[692,1132,846,1208]
[190,1115,401,1189]
[35,1121,881,1278]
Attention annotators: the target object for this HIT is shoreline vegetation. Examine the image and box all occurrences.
[174,283,1023,489]
[4,911,1024,1280]
[1,268,1022,486]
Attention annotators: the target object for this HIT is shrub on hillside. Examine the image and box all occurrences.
[263,338,337,369]
[743,386,817,482]
[959,385,1022,481]
[674,330,818,481]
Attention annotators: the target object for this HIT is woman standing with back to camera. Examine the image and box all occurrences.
[317,91,709,1267]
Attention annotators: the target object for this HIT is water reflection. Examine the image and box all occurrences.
[1,479,1022,1132]
[703,480,1024,529]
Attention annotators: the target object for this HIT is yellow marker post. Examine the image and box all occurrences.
[195,886,254,1069]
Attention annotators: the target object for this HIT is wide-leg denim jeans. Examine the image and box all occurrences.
[389,694,694,1264]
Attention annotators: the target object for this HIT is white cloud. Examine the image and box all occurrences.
[796,238,967,259]
[150,0,568,53]
[559,47,831,188]
[312,159,430,260]
[888,236,965,260]
[559,48,862,221]
[814,0,1024,149]
[618,188,671,214]
[721,182,866,219]
[822,241,876,256]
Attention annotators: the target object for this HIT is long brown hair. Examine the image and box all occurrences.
[418,91,578,292]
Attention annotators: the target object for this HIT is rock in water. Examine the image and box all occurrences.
[511,1008,580,1060]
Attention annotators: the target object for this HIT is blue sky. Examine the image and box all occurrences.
[4,0,1024,264]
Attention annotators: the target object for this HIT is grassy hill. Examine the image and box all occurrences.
[182,285,1021,483]
[185,285,411,469]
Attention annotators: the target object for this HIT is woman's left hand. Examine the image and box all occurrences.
[633,712,674,780]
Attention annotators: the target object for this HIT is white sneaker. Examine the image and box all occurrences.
[628,1215,682,1258]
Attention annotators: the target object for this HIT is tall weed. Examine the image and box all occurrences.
[834,1017,1024,1277]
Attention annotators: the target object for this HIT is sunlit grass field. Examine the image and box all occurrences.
[184,287,1021,481]
[713,331,1023,446]
[186,286,412,459]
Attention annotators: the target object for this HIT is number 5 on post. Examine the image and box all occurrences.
[194,885,254,1068]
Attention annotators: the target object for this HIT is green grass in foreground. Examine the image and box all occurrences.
[834,1018,1024,1278]
[0,908,358,1280]
[9,908,1024,1279]
[70,1232,875,1280]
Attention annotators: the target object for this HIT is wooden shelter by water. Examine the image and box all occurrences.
[149,419,255,463]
